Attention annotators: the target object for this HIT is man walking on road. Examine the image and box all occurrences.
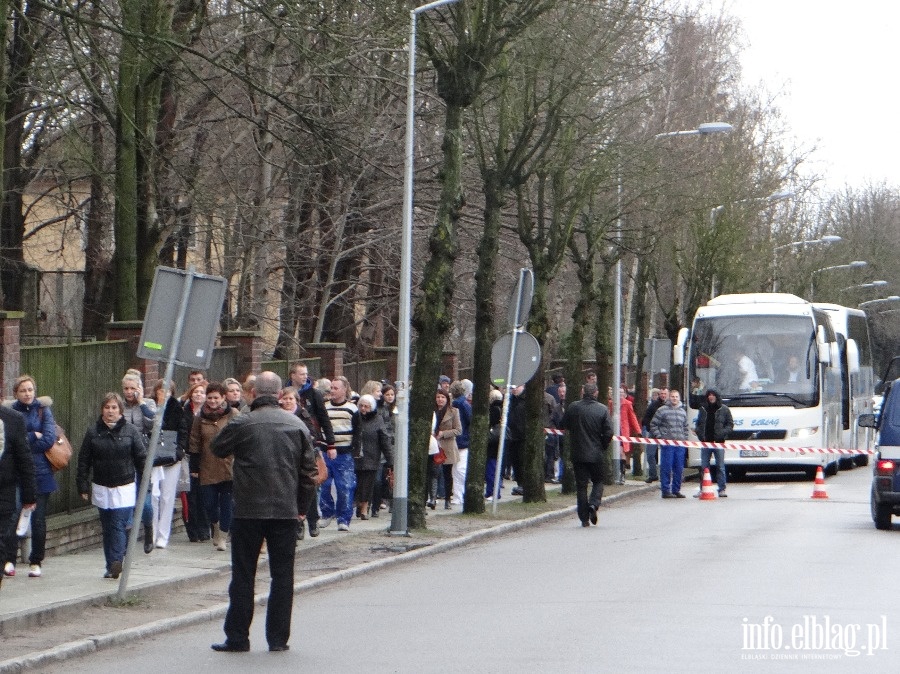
[209,371,318,653]
[559,383,614,527]
[649,389,689,498]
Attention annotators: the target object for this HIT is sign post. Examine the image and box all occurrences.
[489,269,541,514]
[117,266,226,599]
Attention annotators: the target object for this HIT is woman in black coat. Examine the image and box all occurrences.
[352,394,392,521]
[76,392,147,579]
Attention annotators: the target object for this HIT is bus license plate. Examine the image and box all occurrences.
[740,449,769,458]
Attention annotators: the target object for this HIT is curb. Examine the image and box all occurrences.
[0,485,651,672]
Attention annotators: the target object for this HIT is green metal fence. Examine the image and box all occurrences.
[20,340,131,515]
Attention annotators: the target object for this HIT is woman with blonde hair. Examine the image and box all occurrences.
[5,375,57,578]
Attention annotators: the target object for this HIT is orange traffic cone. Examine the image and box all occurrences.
[699,468,717,500]
[811,466,829,499]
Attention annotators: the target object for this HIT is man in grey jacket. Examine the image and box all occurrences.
[209,371,318,653]
[559,383,614,527]
[649,389,689,498]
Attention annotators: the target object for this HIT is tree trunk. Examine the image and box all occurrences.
[408,102,465,529]
[464,173,504,514]
[113,0,142,320]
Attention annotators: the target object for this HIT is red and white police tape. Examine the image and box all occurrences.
[610,435,875,456]
[542,428,873,455]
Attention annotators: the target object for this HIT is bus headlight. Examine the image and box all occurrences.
[789,426,819,439]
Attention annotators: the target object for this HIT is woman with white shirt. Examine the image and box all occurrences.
[76,393,147,579]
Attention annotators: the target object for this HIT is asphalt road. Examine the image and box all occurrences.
[40,466,900,673]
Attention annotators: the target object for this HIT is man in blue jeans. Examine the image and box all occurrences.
[649,389,688,498]
[321,376,357,531]
[694,389,733,497]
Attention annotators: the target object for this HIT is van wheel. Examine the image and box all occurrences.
[872,496,892,530]
[855,455,870,467]
[825,461,838,477]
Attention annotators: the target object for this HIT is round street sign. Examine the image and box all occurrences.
[490,331,541,387]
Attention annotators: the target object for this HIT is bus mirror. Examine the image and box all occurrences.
[830,342,840,370]
[846,338,860,374]
[858,413,877,429]
[673,327,689,366]
[816,326,830,364]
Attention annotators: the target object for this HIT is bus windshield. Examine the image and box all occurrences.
[689,315,819,408]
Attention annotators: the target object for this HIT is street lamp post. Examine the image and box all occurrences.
[613,121,732,480]
[772,235,842,292]
[708,189,793,298]
[393,0,461,536]
[809,261,867,301]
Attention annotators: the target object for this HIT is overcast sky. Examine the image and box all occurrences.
[716,1,899,192]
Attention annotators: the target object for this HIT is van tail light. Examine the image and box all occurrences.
[876,460,895,476]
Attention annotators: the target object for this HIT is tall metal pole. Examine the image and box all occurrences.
[612,173,622,483]
[492,268,529,514]
[117,269,195,599]
[391,0,461,536]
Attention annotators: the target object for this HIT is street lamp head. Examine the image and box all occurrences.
[697,122,733,135]
[859,296,900,308]
[849,260,867,268]
[871,280,889,288]
[819,235,842,244]
[767,188,794,201]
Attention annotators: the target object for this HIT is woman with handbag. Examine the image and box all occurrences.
[76,393,147,579]
[150,380,184,549]
[429,389,461,510]
[4,375,58,578]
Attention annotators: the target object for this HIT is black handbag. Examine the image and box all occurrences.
[154,430,180,466]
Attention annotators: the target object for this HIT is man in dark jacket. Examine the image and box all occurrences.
[694,389,733,496]
[0,406,37,589]
[559,383,614,527]
[210,371,318,653]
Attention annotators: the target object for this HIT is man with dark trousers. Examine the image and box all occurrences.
[210,371,318,653]
[559,383,614,527]
[0,405,36,590]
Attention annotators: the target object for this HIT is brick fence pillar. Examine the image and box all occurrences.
[375,346,398,383]
[220,331,264,381]
[305,343,345,379]
[106,320,159,387]
[441,351,458,382]
[0,311,23,398]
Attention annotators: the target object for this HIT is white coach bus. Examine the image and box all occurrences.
[812,302,876,467]
[673,293,871,478]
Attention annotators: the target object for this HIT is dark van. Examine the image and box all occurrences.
[860,378,900,529]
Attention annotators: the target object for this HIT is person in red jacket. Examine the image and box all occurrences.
[609,386,642,482]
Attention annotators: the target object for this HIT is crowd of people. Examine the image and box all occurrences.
[0,362,736,585]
